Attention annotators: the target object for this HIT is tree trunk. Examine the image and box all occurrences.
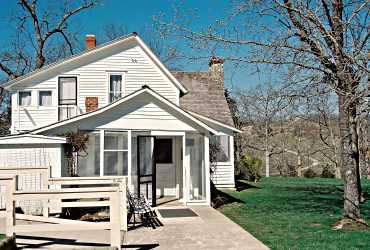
[265,150,270,177]
[338,94,361,219]
[297,150,302,177]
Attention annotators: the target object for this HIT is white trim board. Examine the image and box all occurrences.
[0,134,66,144]
[189,111,242,133]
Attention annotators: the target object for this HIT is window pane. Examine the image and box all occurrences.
[104,151,128,175]
[109,75,122,102]
[39,91,52,106]
[210,135,230,162]
[59,77,77,105]
[155,139,172,164]
[186,134,206,200]
[104,131,128,150]
[77,132,100,176]
[19,92,31,106]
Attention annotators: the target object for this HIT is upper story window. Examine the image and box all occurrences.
[59,77,77,106]
[210,135,230,163]
[18,91,31,106]
[38,91,52,106]
[108,74,124,103]
[58,77,77,120]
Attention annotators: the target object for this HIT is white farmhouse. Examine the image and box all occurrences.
[0,33,240,207]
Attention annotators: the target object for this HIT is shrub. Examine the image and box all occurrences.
[237,154,262,182]
[303,168,317,178]
[286,164,298,177]
[321,165,335,178]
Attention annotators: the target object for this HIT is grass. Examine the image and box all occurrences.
[220,177,370,250]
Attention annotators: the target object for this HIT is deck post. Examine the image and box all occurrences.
[118,178,127,231]
[110,190,122,250]
[42,167,49,217]
[5,177,16,237]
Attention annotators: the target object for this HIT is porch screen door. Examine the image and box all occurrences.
[137,136,156,206]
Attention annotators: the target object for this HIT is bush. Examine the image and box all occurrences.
[236,155,262,182]
[321,165,335,178]
[303,168,317,178]
[286,164,298,177]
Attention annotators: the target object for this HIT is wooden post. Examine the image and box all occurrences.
[42,167,49,217]
[118,178,127,231]
[110,190,121,250]
[5,177,16,237]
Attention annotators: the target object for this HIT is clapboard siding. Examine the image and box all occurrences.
[211,163,234,186]
[210,135,235,188]
[11,43,180,132]
[0,145,62,214]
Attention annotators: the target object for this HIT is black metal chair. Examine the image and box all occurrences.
[126,190,159,228]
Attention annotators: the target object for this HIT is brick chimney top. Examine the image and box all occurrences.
[208,56,224,86]
[85,34,96,50]
[209,56,224,66]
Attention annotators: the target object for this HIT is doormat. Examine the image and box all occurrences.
[157,208,198,218]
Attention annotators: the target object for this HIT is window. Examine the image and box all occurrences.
[38,91,52,106]
[58,77,77,120]
[103,131,128,175]
[108,74,123,103]
[210,135,230,162]
[18,91,31,106]
[155,138,173,164]
[59,77,77,105]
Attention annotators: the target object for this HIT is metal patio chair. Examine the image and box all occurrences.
[126,190,160,228]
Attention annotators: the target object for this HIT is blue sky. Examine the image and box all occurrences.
[0,0,261,90]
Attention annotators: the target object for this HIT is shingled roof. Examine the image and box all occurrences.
[172,57,235,127]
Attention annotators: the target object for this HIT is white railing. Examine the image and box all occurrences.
[0,167,127,250]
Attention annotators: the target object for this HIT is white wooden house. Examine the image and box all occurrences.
[0,33,240,206]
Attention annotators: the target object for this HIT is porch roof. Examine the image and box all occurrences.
[29,86,218,135]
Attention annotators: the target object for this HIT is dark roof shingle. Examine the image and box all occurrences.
[172,71,235,127]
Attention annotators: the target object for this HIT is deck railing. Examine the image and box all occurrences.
[0,167,127,250]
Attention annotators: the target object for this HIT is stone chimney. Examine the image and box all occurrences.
[85,34,96,50]
[209,56,224,87]
[85,97,98,113]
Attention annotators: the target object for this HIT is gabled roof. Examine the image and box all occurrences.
[2,33,187,94]
[0,134,66,144]
[173,71,235,127]
[30,86,217,135]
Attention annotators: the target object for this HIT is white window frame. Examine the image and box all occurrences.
[18,91,32,107]
[38,90,53,107]
[107,72,125,103]
[100,129,129,176]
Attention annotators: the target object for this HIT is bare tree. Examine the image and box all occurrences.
[237,84,290,177]
[155,0,369,220]
[102,23,183,69]
[0,0,98,80]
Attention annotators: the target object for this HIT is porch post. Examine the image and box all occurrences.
[182,133,188,204]
[204,134,211,205]
[127,130,132,190]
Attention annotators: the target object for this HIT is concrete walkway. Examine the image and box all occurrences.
[1,206,269,250]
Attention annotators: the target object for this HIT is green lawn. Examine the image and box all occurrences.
[220,177,370,250]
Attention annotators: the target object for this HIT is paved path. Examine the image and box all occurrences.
[1,206,269,250]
